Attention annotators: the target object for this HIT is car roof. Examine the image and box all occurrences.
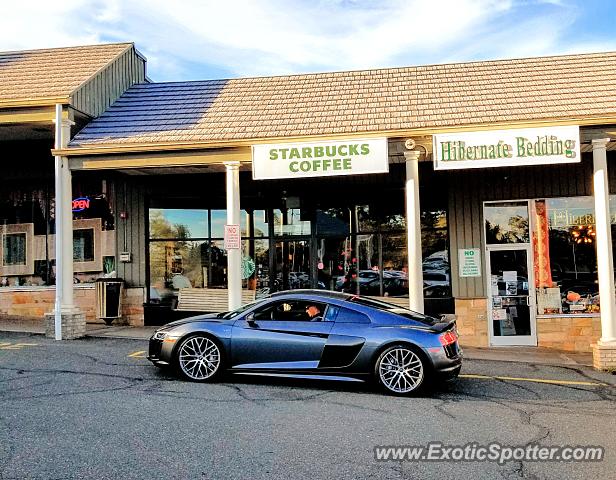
[269,289,352,301]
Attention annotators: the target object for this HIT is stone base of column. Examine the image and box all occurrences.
[592,342,616,371]
[44,309,86,340]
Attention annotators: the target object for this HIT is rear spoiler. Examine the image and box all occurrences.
[429,314,457,333]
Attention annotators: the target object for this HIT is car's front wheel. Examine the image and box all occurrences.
[375,344,426,395]
[175,334,223,382]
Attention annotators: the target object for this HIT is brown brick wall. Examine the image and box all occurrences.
[593,343,616,371]
[455,298,489,347]
[0,286,144,326]
[537,316,600,353]
[455,297,601,352]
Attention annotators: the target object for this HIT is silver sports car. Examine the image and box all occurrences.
[148,290,462,395]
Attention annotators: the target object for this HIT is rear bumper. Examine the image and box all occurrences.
[428,342,463,380]
[434,361,462,380]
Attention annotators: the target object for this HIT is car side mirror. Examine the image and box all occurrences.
[246,312,257,326]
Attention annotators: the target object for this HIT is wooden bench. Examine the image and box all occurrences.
[175,288,256,313]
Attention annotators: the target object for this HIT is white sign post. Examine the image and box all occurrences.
[252,138,389,180]
[433,126,580,170]
[224,224,241,250]
[458,248,482,277]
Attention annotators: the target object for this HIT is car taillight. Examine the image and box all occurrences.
[438,330,458,346]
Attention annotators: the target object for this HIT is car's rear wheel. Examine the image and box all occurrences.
[375,344,426,395]
[175,334,223,382]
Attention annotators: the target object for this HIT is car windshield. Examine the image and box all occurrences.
[217,299,266,319]
[347,296,439,326]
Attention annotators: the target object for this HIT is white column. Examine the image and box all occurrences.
[53,105,64,340]
[592,138,616,345]
[53,105,75,340]
[225,161,242,311]
[60,155,74,310]
[404,149,424,313]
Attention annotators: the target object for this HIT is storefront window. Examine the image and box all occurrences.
[146,202,453,314]
[534,197,599,315]
[251,210,268,237]
[0,178,114,287]
[247,238,270,295]
[3,233,26,265]
[73,229,95,262]
[273,208,311,236]
[316,208,350,236]
[422,210,452,300]
[149,209,208,239]
[485,201,530,244]
[210,210,249,238]
[382,233,408,283]
[148,207,268,304]
[148,240,208,305]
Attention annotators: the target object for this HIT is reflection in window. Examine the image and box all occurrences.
[251,210,268,237]
[357,205,406,232]
[149,209,208,239]
[3,233,26,266]
[485,201,530,244]
[148,240,207,305]
[382,233,408,290]
[210,210,249,238]
[244,238,270,295]
[316,236,353,292]
[316,208,350,236]
[535,197,599,315]
[421,210,451,299]
[73,229,95,262]
[273,209,311,236]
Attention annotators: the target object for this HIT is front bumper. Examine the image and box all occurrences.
[147,337,171,366]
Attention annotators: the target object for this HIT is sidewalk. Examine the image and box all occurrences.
[0,316,593,367]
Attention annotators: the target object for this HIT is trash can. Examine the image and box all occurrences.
[96,278,124,325]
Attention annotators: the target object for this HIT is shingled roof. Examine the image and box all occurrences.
[0,43,135,106]
[69,51,616,149]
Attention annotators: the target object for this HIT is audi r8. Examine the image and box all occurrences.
[148,290,462,395]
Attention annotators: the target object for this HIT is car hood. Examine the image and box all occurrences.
[157,313,227,330]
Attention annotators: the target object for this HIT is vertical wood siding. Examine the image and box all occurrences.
[113,178,147,287]
[449,153,603,298]
[71,46,146,118]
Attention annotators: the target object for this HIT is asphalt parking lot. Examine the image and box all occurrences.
[1,332,615,480]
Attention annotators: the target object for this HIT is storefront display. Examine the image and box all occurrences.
[144,195,453,318]
[0,177,115,287]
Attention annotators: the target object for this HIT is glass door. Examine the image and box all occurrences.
[486,245,537,346]
[273,239,312,291]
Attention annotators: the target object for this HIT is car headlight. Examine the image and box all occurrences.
[153,330,168,340]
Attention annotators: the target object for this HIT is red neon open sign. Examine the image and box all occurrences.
[72,197,90,212]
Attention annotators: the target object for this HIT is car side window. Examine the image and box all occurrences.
[323,305,339,322]
[252,300,327,322]
[335,307,371,324]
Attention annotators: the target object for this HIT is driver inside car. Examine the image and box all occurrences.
[306,304,322,321]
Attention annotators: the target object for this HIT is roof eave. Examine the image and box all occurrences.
[0,97,70,109]
[54,115,616,157]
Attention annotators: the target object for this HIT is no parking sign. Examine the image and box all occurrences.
[224,224,241,249]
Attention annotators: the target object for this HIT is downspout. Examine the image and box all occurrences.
[53,104,63,340]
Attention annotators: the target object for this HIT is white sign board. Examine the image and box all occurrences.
[252,138,389,180]
[458,248,481,277]
[224,224,241,250]
[433,126,580,170]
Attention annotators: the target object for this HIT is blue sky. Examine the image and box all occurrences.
[3,0,616,81]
